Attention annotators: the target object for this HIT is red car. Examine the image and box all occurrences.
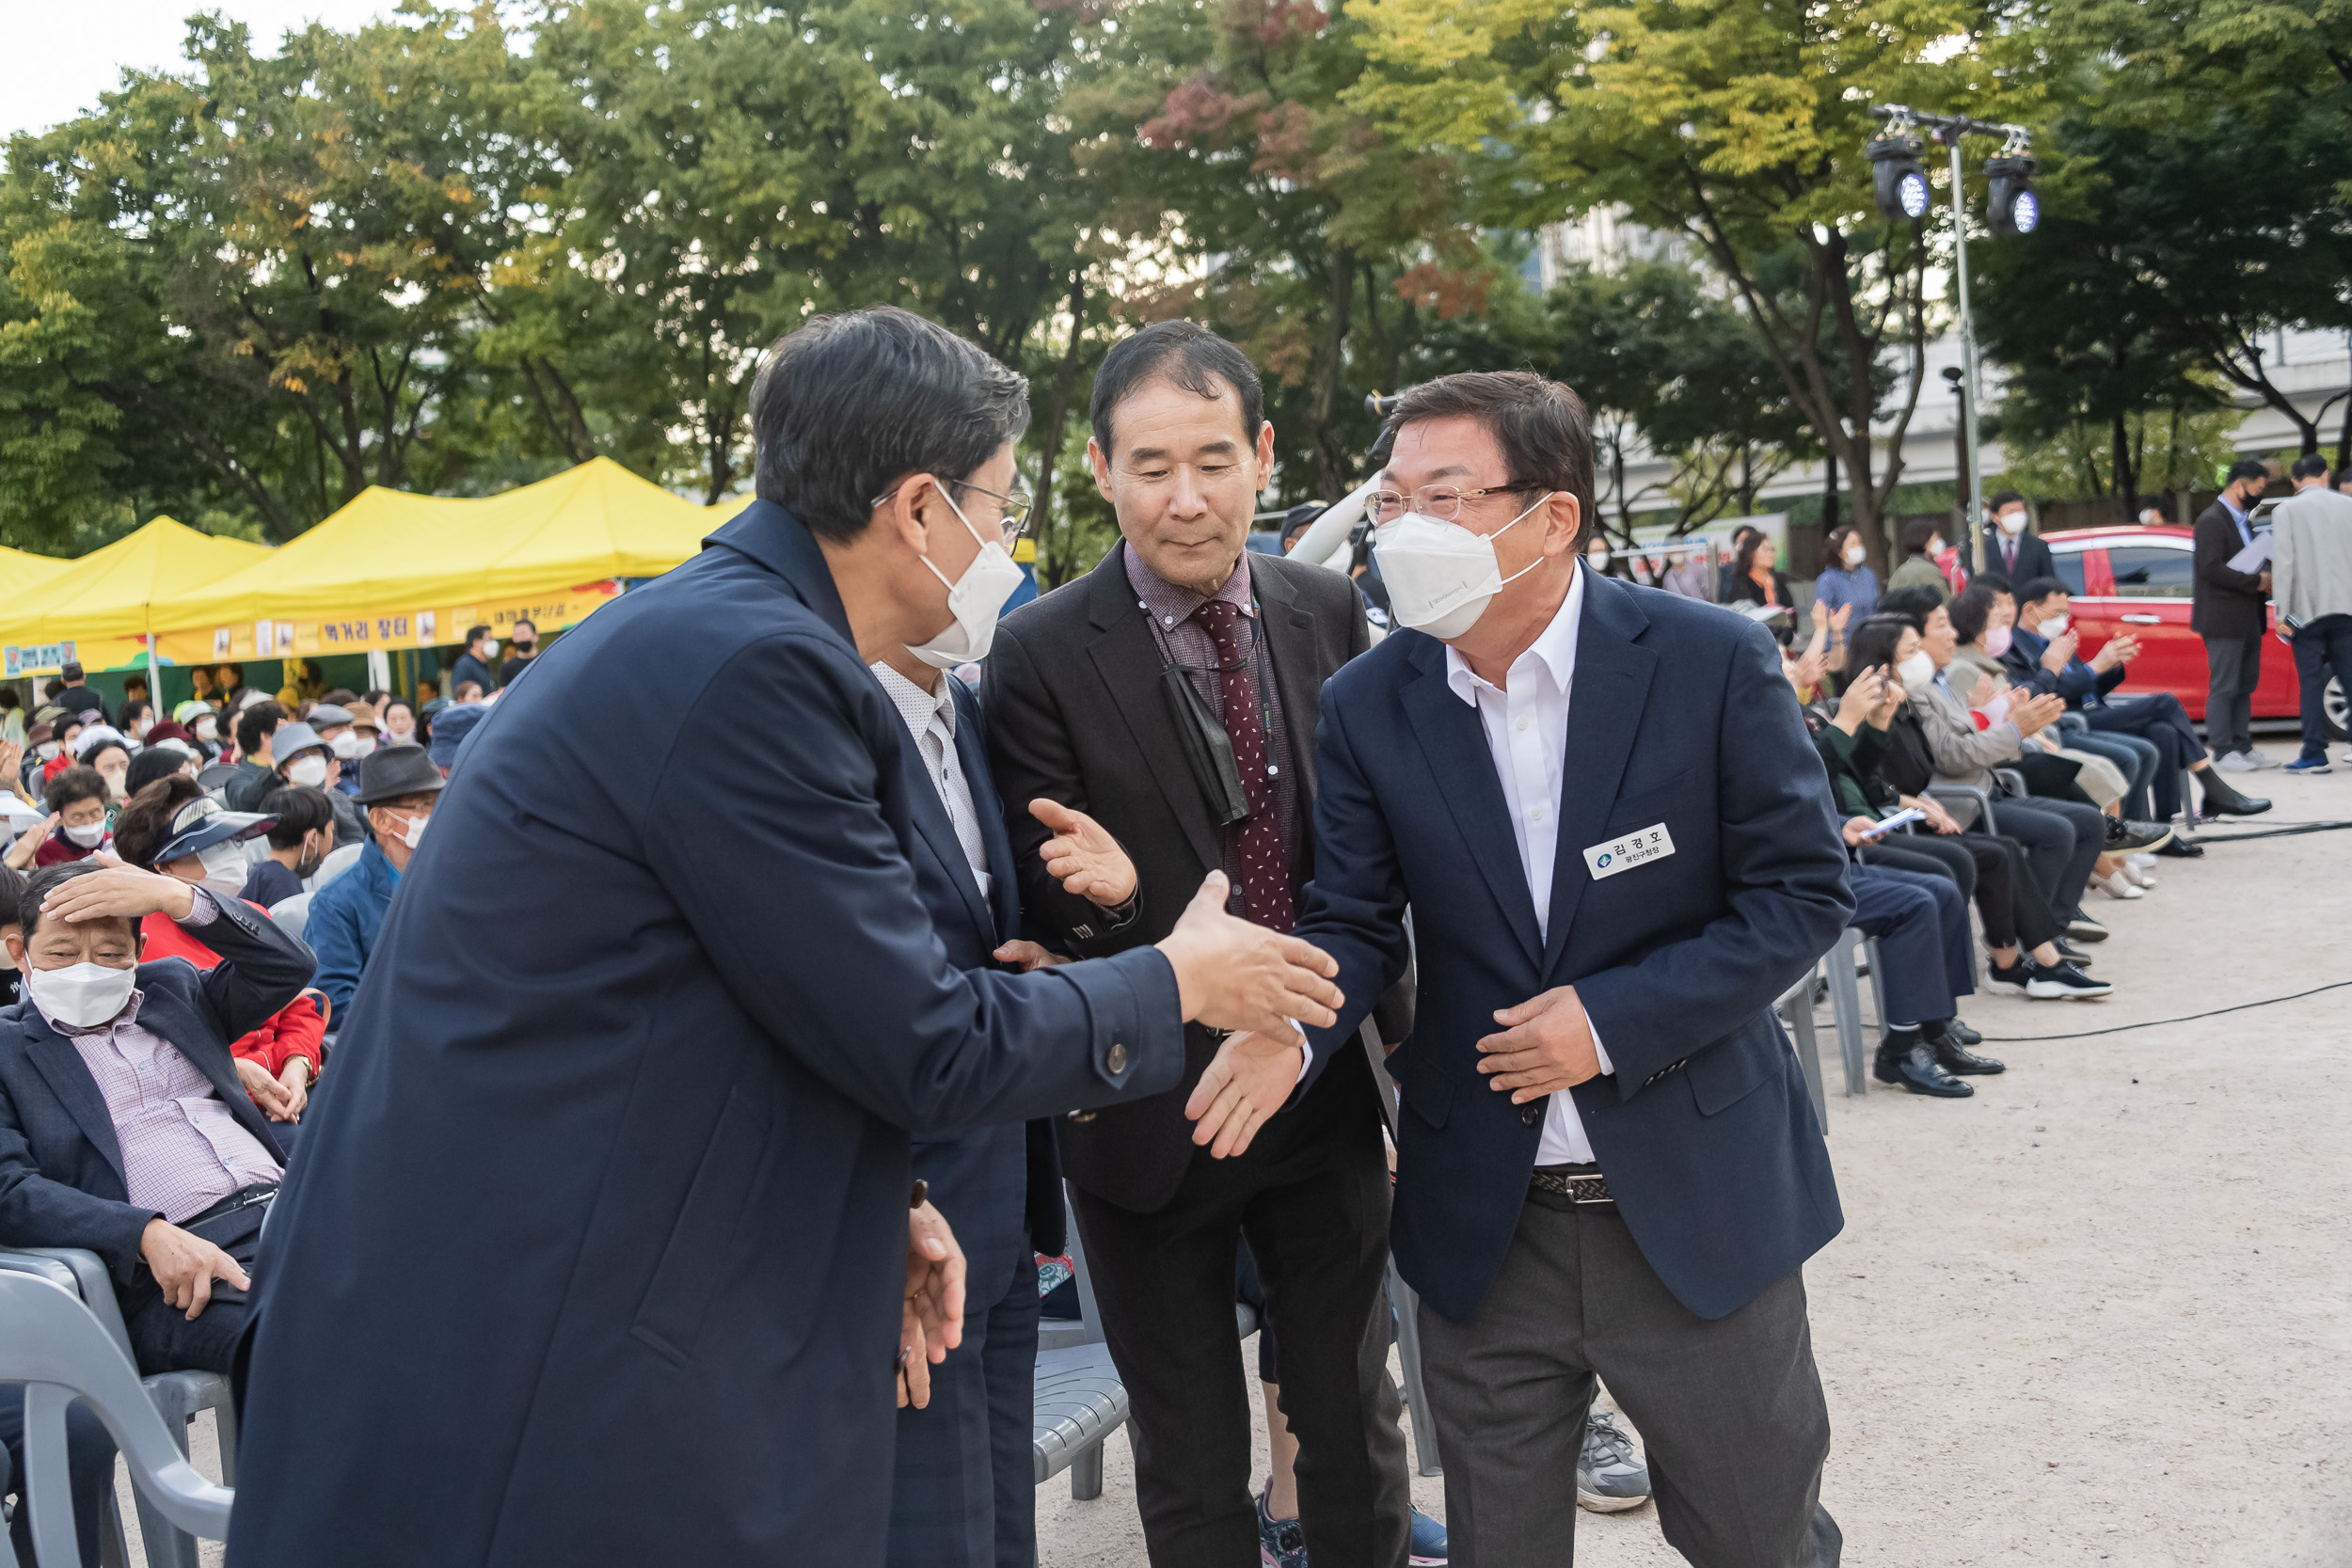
[2042,524,2341,737]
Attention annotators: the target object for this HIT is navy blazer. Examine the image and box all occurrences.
[0,895,311,1287]
[227,502,1186,1568]
[2000,626,2127,709]
[904,676,1065,1299]
[1294,570,1853,1323]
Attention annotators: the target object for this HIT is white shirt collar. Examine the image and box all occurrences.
[870,662,958,742]
[1443,561,1586,706]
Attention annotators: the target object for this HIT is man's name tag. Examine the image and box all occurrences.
[1582,824,1676,881]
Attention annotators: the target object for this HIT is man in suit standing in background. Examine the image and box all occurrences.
[986,322,1415,1567]
[1194,371,1854,1564]
[1986,490,2055,581]
[2195,458,2277,772]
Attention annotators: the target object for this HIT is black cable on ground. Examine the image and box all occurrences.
[2177,817,2352,844]
[1819,976,2352,1045]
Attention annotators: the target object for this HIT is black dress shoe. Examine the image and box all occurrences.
[1940,1019,1983,1047]
[1925,1022,2006,1074]
[2154,837,2205,858]
[1873,1036,1973,1097]
[2052,938,2096,967]
[2198,772,2271,816]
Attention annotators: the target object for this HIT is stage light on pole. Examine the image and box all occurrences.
[1985,152,2039,237]
[1867,134,1932,221]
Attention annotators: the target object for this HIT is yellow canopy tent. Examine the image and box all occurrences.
[151,458,745,664]
[0,546,71,606]
[0,518,270,681]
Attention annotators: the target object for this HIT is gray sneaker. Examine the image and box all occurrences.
[2245,748,2282,769]
[2215,751,2260,773]
[1577,1408,1651,1513]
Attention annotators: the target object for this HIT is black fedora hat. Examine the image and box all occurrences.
[354,743,447,804]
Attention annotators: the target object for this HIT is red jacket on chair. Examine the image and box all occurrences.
[138,906,326,1080]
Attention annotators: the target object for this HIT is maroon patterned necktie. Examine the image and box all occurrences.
[1192,599,1294,933]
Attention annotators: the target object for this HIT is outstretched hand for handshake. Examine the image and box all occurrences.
[1153,871,1343,1038]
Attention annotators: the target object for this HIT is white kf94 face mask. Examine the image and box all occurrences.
[26,961,136,1030]
[1371,493,1555,641]
[908,485,1026,670]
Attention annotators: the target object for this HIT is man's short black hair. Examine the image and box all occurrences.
[750,305,1031,544]
[1988,489,2026,513]
[235,701,287,757]
[1089,321,1264,463]
[20,861,119,942]
[1878,586,1943,628]
[2014,575,2070,608]
[261,784,336,849]
[59,661,84,683]
[0,863,24,935]
[2291,452,2329,482]
[464,625,492,650]
[1387,371,1599,549]
[1972,569,2015,596]
[511,619,536,637]
[43,766,106,816]
[2226,458,2270,485]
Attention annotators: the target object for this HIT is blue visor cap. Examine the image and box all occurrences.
[152,795,278,866]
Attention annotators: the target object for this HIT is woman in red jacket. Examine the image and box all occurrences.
[107,775,327,1131]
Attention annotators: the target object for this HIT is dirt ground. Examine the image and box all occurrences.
[126,750,2349,1568]
[1038,739,2352,1567]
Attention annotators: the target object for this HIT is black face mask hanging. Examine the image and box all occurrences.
[1161,665,1251,827]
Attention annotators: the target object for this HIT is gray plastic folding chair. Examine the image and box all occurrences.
[1361,1023,1441,1478]
[0,1274,232,1568]
[0,1250,233,1568]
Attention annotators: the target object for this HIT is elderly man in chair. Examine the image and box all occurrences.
[0,852,315,1378]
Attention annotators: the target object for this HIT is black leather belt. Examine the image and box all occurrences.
[1530,1165,1613,1204]
[181,1182,278,1230]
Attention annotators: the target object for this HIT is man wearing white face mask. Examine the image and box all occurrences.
[1985,490,2056,580]
[265,720,369,848]
[1259,371,1857,1567]
[0,854,313,1378]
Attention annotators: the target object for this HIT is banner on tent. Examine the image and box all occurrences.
[155,581,624,664]
[3,641,76,679]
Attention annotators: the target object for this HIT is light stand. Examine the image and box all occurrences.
[1868,106,2037,575]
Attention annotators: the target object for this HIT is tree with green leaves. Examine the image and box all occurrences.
[1346,0,2055,563]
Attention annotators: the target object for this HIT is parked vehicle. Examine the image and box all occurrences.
[2042,524,2342,737]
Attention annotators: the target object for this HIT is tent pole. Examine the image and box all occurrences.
[145,632,162,714]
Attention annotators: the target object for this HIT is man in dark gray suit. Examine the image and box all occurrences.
[986,322,1415,1567]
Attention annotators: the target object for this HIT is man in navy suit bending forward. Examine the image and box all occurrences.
[1190,372,1855,1565]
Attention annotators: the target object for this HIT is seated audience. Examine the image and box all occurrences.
[1842,613,2114,998]
[125,742,199,799]
[108,780,326,1135]
[0,855,312,1378]
[307,745,441,1037]
[245,785,339,909]
[2001,575,2266,832]
[1837,819,2001,1095]
[6,768,113,871]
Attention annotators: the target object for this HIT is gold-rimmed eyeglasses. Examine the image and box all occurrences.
[871,478,1038,541]
[1365,483,1534,527]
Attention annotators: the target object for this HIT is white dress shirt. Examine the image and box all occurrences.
[1443,563,1614,1166]
[871,663,992,903]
